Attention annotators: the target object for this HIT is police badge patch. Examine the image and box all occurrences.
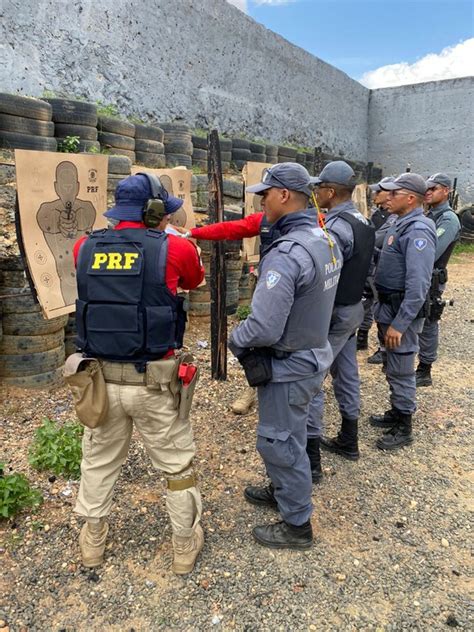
[266,270,281,289]
[414,238,427,251]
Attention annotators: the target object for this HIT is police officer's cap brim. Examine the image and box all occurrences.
[246,183,271,195]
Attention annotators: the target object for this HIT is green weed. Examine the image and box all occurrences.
[0,464,43,519]
[29,418,83,480]
[236,305,251,321]
[58,135,80,153]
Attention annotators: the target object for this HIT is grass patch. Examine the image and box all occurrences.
[29,418,83,480]
[0,464,43,519]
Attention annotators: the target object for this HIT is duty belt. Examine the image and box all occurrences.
[101,361,147,385]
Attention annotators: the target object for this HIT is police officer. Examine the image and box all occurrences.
[72,174,205,574]
[416,173,461,387]
[369,173,436,450]
[309,161,375,465]
[229,163,342,549]
[358,177,396,355]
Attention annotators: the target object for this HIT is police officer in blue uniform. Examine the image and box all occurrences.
[416,173,461,387]
[229,163,342,550]
[308,161,375,466]
[369,173,436,450]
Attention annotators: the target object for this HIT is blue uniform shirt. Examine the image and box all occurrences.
[428,200,461,262]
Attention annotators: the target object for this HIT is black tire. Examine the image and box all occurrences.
[219,138,232,152]
[54,123,98,140]
[460,206,474,231]
[0,113,54,137]
[107,175,126,191]
[56,138,100,153]
[161,122,191,133]
[135,152,166,168]
[0,345,65,377]
[2,312,68,336]
[1,367,64,389]
[223,180,243,199]
[98,116,135,137]
[232,148,251,161]
[166,153,192,168]
[277,156,296,164]
[45,98,98,126]
[165,140,193,154]
[134,139,164,153]
[233,160,247,170]
[239,287,253,299]
[249,142,265,153]
[278,146,298,159]
[296,153,306,164]
[0,269,28,288]
[192,148,207,160]
[0,130,57,151]
[0,329,65,354]
[232,138,250,150]
[0,256,24,271]
[0,93,52,121]
[265,144,278,155]
[98,131,135,151]
[2,288,41,314]
[107,155,132,175]
[134,124,164,142]
[221,151,232,162]
[64,314,77,334]
[251,153,266,163]
[192,160,207,172]
[106,148,136,162]
[192,135,208,150]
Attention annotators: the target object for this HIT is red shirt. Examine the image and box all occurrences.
[74,221,205,294]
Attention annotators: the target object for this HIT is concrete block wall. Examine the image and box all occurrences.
[368,77,474,204]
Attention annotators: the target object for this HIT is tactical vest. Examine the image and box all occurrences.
[263,228,342,352]
[333,213,375,306]
[75,228,186,362]
[375,214,435,292]
[259,216,280,257]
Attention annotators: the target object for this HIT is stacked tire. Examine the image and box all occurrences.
[0,257,67,389]
[296,152,306,166]
[231,138,251,171]
[98,116,135,163]
[278,146,297,163]
[238,260,255,305]
[162,122,192,168]
[459,205,474,244]
[192,135,208,172]
[46,98,99,153]
[0,93,56,152]
[64,314,77,357]
[265,144,278,165]
[219,138,232,172]
[134,123,165,168]
[304,152,314,175]
[249,141,266,163]
[107,155,132,194]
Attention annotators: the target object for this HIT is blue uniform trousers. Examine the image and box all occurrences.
[257,372,325,526]
[307,302,364,437]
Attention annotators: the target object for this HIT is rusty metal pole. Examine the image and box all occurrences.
[208,129,227,380]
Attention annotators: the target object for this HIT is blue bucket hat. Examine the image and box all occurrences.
[104,174,183,221]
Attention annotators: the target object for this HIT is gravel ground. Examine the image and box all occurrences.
[1,251,473,631]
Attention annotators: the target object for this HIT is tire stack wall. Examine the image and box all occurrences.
[265,144,278,165]
[0,93,56,152]
[231,138,251,171]
[46,98,99,153]
[0,256,67,389]
[162,122,192,168]
[192,135,208,172]
[98,115,135,162]
[238,260,255,305]
[459,205,474,244]
[134,123,165,168]
[277,146,297,164]
[64,313,77,357]
[107,155,132,195]
[249,141,266,164]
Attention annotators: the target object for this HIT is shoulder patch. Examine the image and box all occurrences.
[414,238,427,251]
[266,270,281,289]
[436,227,446,237]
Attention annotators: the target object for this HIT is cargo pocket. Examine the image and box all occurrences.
[256,425,295,468]
[288,377,319,407]
[388,352,414,377]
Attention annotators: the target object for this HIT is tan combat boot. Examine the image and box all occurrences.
[79,518,109,568]
[231,387,256,415]
[172,524,204,575]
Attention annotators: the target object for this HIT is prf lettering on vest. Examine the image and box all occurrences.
[91,252,140,270]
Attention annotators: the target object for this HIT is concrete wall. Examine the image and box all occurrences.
[0,0,369,161]
[368,77,474,204]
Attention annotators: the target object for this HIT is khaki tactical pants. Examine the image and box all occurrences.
[75,359,202,536]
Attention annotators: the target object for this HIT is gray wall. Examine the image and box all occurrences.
[0,0,369,161]
[368,77,474,204]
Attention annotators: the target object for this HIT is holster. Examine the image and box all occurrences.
[238,348,273,387]
[378,291,430,320]
[177,353,199,420]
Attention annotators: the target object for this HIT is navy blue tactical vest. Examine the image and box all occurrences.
[334,212,375,306]
[75,228,186,362]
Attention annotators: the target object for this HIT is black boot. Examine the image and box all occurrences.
[369,409,399,428]
[367,348,383,364]
[320,417,359,461]
[356,329,369,351]
[253,520,313,550]
[306,437,323,484]
[416,362,432,387]
[244,483,278,509]
[376,413,413,451]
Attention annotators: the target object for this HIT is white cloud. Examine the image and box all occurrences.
[360,38,474,89]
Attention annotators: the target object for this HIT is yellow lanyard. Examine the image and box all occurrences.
[312,191,337,265]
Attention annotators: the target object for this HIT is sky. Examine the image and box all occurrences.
[226,0,474,88]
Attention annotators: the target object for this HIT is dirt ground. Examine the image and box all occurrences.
[0,251,473,631]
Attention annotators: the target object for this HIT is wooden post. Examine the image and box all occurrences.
[208,129,227,380]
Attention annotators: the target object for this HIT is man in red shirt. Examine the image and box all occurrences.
[72,173,205,575]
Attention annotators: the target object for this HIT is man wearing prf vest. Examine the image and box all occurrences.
[72,173,205,574]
